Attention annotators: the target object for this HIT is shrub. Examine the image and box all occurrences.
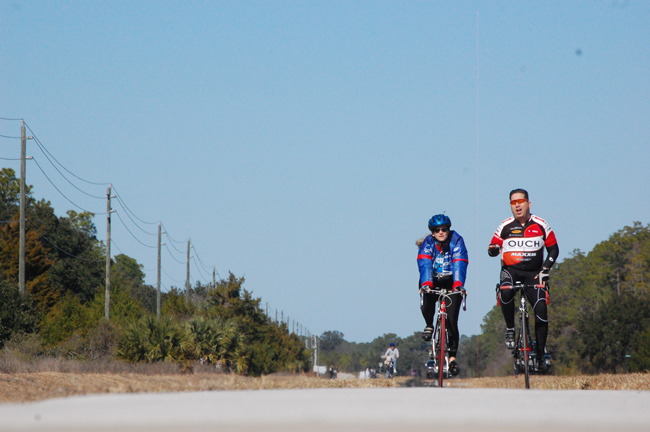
[186,317,247,374]
[118,316,191,366]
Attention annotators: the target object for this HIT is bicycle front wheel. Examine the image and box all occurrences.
[438,313,446,388]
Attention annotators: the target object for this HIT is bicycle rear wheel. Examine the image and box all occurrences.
[522,310,530,389]
[438,308,446,388]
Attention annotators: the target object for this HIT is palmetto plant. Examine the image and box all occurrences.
[118,316,191,365]
[186,317,248,374]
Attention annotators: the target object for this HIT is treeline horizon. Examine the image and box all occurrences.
[0,167,309,375]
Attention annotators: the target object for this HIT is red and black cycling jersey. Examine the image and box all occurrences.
[490,214,559,271]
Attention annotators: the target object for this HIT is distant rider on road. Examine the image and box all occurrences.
[487,189,559,372]
[417,214,468,376]
[384,343,399,378]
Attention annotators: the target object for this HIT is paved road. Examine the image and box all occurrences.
[1,387,648,431]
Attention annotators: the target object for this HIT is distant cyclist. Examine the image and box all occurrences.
[417,214,468,376]
[384,342,399,378]
[487,189,559,372]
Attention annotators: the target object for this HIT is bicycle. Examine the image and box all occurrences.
[496,281,550,389]
[424,287,466,388]
[384,357,395,379]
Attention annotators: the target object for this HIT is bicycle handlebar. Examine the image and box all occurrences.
[499,281,546,290]
[422,287,467,296]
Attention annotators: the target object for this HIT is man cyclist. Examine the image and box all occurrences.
[384,342,399,378]
[417,214,468,376]
[487,189,558,372]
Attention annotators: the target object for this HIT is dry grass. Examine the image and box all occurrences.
[0,372,396,403]
[449,373,650,391]
[3,370,649,404]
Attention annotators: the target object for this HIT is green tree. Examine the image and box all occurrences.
[629,326,650,372]
[0,279,38,348]
[47,211,104,303]
[40,292,94,346]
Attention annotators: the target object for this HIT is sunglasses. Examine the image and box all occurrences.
[510,199,528,206]
[432,226,449,233]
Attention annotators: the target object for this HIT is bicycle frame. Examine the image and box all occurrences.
[500,281,544,389]
[426,288,454,388]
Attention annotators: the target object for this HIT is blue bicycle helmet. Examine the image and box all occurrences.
[428,214,451,231]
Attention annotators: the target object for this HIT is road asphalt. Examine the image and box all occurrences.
[1,386,648,431]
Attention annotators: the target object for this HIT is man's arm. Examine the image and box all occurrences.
[543,230,559,269]
[487,231,503,257]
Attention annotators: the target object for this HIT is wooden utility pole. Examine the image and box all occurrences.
[157,222,162,321]
[212,266,216,288]
[185,239,190,305]
[19,121,26,296]
[105,184,113,320]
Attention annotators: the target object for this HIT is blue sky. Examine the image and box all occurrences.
[1,1,649,342]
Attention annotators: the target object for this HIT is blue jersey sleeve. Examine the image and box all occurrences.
[451,233,469,290]
[417,236,434,288]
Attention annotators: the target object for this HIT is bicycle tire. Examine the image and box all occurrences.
[522,307,530,389]
[438,300,446,388]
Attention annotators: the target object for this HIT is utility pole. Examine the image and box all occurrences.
[19,121,26,296]
[265,302,268,318]
[105,184,113,320]
[275,309,278,323]
[157,222,162,321]
[212,266,216,288]
[185,239,190,305]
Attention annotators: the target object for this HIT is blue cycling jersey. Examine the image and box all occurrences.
[417,231,469,291]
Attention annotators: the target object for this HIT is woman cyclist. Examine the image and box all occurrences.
[416,214,469,376]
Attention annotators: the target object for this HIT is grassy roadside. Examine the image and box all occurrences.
[445,373,650,390]
[2,372,649,404]
[0,373,395,403]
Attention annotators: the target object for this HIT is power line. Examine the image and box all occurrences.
[191,256,210,283]
[29,132,104,199]
[0,157,21,160]
[191,245,213,272]
[112,185,158,225]
[28,222,104,263]
[0,117,22,121]
[113,211,157,249]
[164,232,185,254]
[164,243,186,264]
[162,267,184,284]
[112,195,157,236]
[161,222,187,244]
[162,236,185,258]
[0,134,20,139]
[24,122,110,186]
[32,157,106,214]
[111,238,126,256]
